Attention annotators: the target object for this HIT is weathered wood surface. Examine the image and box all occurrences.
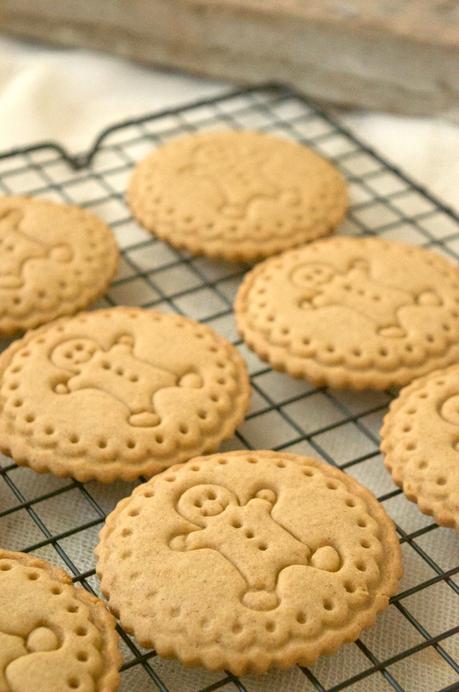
[0,0,458,116]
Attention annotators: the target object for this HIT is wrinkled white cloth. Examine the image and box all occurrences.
[0,35,457,211]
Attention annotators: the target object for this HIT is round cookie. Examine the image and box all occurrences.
[127,130,347,262]
[0,307,250,482]
[235,237,459,390]
[0,549,120,691]
[381,365,459,531]
[0,196,119,336]
[95,450,402,675]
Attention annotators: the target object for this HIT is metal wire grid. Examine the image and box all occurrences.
[0,83,458,692]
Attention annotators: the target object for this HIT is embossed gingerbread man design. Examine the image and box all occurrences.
[0,208,72,289]
[0,625,61,691]
[182,140,300,220]
[291,259,442,338]
[50,334,203,427]
[170,484,341,610]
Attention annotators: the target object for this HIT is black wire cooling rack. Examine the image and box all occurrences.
[0,83,458,692]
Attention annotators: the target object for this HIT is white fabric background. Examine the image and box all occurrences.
[0,35,457,212]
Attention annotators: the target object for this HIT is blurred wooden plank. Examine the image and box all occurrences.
[0,0,458,116]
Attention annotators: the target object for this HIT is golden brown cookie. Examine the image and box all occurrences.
[381,365,459,531]
[0,196,119,336]
[0,549,120,691]
[0,307,250,482]
[95,450,402,675]
[235,237,459,390]
[127,130,347,262]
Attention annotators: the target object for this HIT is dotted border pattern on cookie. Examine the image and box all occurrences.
[0,549,121,691]
[0,196,119,336]
[235,237,459,390]
[127,131,348,263]
[381,367,459,531]
[0,308,251,482]
[95,451,402,675]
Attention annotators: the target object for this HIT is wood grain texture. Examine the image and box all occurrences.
[1,0,458,115]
